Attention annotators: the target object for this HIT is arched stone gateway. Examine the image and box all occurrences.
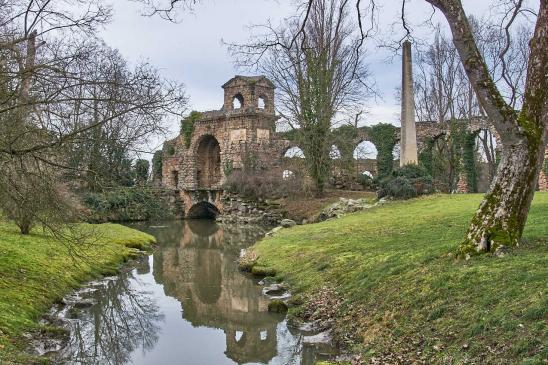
[161,75,289,218]
[196,135,221,188]
[187,201,221,219]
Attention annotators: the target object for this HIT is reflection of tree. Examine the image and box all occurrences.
[59,265,163,365]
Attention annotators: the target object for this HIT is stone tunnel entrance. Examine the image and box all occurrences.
[187,201,220,219]
[197,135,221,188]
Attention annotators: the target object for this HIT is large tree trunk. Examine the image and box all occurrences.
[426,0,547,255]
[463,133,545,253]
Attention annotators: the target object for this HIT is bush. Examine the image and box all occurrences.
[378,176,417,200]
[393,164,430,179]
[358,173,376,190]
[83,187,173,222]
[377,164,435,200]
[223,170,304,200]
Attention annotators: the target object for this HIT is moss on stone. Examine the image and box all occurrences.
[268,300,288,313]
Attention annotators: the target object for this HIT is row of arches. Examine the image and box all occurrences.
[283,141,401,160]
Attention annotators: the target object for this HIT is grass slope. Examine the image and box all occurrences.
[253,193,547,364]
[0,222,155,364]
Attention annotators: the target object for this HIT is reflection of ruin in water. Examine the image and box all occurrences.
[46,220,334,365]
[153,220,281,364]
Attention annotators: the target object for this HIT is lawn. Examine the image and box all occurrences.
[0,221,155,364]
[252,193,547,364]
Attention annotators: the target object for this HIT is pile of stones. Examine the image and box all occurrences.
[316,197,378,222]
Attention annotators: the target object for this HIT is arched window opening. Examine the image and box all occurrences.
[283,146,305,158]
[258,96,266,109]
[362,170,373,178]
[235,331,243,342]
[476,129,497,163]
[330,145,342,159]
[353,141,378,160]
[393,143,401,160]
[232,93,244,109]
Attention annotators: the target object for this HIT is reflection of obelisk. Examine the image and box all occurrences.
[400,40,418,166]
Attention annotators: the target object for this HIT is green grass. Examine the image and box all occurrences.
[253,193,548,364]
[0,221,155,364]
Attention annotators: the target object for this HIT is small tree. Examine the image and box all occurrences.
[230,0,370,196]
[134,159,150,186]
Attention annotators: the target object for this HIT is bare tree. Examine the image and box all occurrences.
[230,0,371,196]
[0,1,187,234]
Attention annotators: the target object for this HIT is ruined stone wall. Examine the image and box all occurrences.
[161,112,287,192]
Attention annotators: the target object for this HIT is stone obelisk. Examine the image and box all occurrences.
[400,40,418,166]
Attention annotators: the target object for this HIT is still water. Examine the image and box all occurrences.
[51,220,333,365]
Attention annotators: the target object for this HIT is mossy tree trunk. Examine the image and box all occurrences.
[426,0,547,254]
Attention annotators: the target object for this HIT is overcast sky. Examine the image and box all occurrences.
[99,0,520,151]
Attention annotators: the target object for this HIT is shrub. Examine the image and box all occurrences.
[83,187,173,222]
[378,176,417,200]
[358,173,376,190]
[180,111,201,148]
[377,164,435,200]
[223,170,304,200]
[393,164,430,179]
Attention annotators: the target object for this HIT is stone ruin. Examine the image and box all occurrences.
[160,72,547,218]
[161,75,290,218]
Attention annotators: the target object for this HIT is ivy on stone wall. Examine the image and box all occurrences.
[369,123,398,177]
[166,144,175,156]
[418,137,435,176]
[181,111,201,148]
[450,122,479,193]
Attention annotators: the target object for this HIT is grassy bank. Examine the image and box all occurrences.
[252,193,547,364]
[0,221,155,364]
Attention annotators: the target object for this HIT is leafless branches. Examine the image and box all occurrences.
[0,0,188,235]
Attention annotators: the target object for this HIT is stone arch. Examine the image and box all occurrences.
[196,135,221,188]
[282,146,305,158]
[353,140,378,159]
[232,93,244,109]
[187,201,220,219]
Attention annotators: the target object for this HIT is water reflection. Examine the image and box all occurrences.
[53,220,333,365]
[152,221,280,364]
[56,261,163,364]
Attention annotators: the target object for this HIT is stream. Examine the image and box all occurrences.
[40,220,336,364]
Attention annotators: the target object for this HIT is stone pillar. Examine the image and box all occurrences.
[400,40,418,167]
